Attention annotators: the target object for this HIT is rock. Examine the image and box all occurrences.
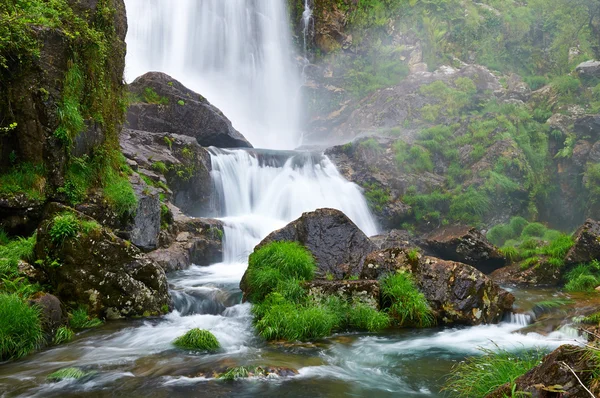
[0,195,45,236]
[147,204,224,272]
[304,279,380,309]
[576,60,600,78]
[574,115,600,139]
[487,344,600,398]
[490,261,562,287]
[370,229,419,250]
[362,248,514,325]
[34,203,170,318]
[126,72,252,148]
[424,225,506,274]
[30,293,66,339]
[566,219,600,264]
[120,129,215,215]
[252,208,377,279]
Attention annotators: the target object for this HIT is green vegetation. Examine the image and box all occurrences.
[218,366,267,381]
[49,213,80,244]
[0,163,46,201]
[0,292,43,360]
[53,326,75,345]
[564,261,600,293]
[69,307,102,330]
[172,328,220,351]
[362,182,390,213]
[443,347,547,397]
[0,234,36,279]
[142,87,169,105]
[47,367,88,382]
[380,272,434,328]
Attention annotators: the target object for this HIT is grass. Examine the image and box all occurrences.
[348,302,391,332]
[0,163,46,201]
[362,183,390,213]
[0,234,36,278]
[218,366,266,380]
[380,272,435,328]
[443,347,547,397]
[47,367,88,382]
[564,261,600,292]
[245,241,316,303]
[172,328,220,351]
[53,326,75,345]
[0,293,43,360]
[49,213,79,244]
[69,308,102,330]
[143,87,169,105]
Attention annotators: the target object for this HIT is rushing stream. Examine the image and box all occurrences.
[0,1,588,396]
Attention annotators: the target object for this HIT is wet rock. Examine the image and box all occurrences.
[0,195,45,236]
[304,280,380,309]
[34,203,170,318]
[490,261,562,287]
[424,225,506,274]
[30,293,67,339]
[362,248,514,325]
[147,203,223,272]
[370,229,419,250]
[487,344,600,398]
[253,208,377,279]
[120,129,216,215]
[126,72,252,148]
[574,115,600,139]
[575,60,600,78]
[566,219,600,264]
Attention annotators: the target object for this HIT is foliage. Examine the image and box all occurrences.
[47,367,88,382]
[218,366,263,381]
[172,328,220,351]
[0,234,36,278]
[347,302,391,331]
[362,182,390,213]
[69,307,102,330]
[380,271,434,328]
[142,87,169,105]
[0,293,43,360]
[564,261,600,292]
[393,141,434,173]
[0,163,46,201]
[443,347,547,397]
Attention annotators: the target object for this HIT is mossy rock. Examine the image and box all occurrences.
[172,328,220,351]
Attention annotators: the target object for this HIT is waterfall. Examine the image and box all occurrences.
[209,148,379,263]
[302,0,313,55]
[124,0,302,150]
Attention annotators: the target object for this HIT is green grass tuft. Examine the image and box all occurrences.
[0,293,43,360]
[348,302,391,332]
[443,347,547,397]
[0,163,46,201]
[53,326,75,345]
[381,272,435,328]
[49,213,79,244]
[69,308,102,330]
[47,367,88,382]
[564,261,600,292]
[173,328,220,351]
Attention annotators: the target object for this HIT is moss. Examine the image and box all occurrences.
[172,328,220,351]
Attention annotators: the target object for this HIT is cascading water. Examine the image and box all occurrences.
[125,0,302,149]
[302,0,313,55]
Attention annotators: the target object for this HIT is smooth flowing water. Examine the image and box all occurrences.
[125,0,302,149]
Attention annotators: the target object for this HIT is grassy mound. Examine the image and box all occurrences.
[564,260,600,292]
[381,272,435,328]
[47,367,88,382]
[443,348,546,397]
[0,293,43,360]
[172,328,220,351]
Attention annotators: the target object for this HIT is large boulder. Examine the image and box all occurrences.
[566,219,600,264]
[304,279,381,309]
[29,293,67,340]
[424,225,506,274]
[126,72,252,148]
[147,204,224,272]
[488,344,600,397]
[33,203,170,319]
[120,129,215,215]
[575,60,600,79]
[252,208,377,279]
[362,248,514,325]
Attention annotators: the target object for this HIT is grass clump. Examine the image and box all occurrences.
[348,302,391,332]
[47,367,88,382]
[245,241,316,302]
[0,234,36,278]
[53,326,75,345]
[443,347,546,397]
[564,261,600,293]
[0,293,43,360]
[0,163,46,201]
[217,366,268,380]
[381,272,434,328]
[49,213,79,244]
[172,328,220,351]
[69,308,102,330]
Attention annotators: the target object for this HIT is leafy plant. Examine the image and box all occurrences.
[53,326,75,345]
[69,308,102,329]
[49,213,79,244]
[0,293,43,360]
[380,271,434,328]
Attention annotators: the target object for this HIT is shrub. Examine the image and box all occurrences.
[69,307,102,329]
[0,293,43,360]
[245,241,315,302]
[173,328,220,351]
[47,367,88,382]
[487,224,513,247]
[49,213,79,244]
[449,187,491,223]
[520,222,547,238]
[443,348,546,397]
[508,217,528,236]
[380,272,434,328]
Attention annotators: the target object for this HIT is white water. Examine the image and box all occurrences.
[125,0,302,149]
[302,0,313,55]
[209,148,379,262]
